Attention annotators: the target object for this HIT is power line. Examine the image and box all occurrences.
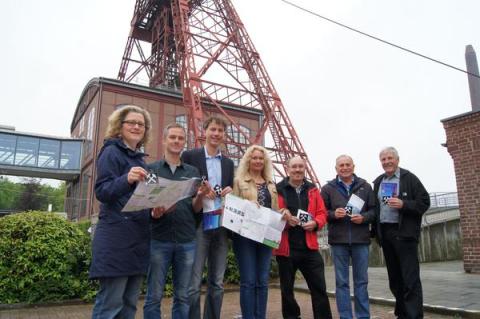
[280,0,480,79]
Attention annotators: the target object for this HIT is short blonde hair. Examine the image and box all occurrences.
[105,105,152,148]
[236,145,274,183]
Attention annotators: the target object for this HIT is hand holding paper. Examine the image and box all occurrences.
[345,193,365,217]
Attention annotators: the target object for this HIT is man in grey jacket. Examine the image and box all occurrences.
[321,155,375,319]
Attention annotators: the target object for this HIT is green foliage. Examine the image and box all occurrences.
[203,242,278,286]
[15,179,47,211]
[0,178,66,212]
[0,211,95,304]
[224,246,240,284]
[0,178,22,210]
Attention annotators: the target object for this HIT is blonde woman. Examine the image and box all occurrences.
[232,145,287,319]
[90,105,152,319]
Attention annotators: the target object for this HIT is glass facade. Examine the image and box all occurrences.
[0,132,82,170]
[0,133,16,165]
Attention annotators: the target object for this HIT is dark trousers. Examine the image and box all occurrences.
[276,249,332,319]
[381,224,423,319]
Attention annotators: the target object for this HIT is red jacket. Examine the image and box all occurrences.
[273,184,327,257]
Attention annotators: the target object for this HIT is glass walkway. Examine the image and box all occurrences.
[0,128,82,180]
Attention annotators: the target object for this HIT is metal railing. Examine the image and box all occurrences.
[429,192,458,208]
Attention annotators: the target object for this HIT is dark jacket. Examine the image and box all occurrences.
[372,168,430,245]
[321,175,375,245]
[148,159,200,243]
[90,138,150,279]
[181,147,234,189]
[273,178,327,256]
[181,147,234,227]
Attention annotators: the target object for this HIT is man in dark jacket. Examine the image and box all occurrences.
[321,155,375,319]
[143,123,208,319]
[273,156,332,319]
[182,116,234,319]
[373,147,430,319]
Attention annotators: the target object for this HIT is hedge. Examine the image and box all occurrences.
[0,211,278,304]
[0,211,95,304]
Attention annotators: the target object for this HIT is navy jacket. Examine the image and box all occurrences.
[89,138,150,279]
[372,168,430,245]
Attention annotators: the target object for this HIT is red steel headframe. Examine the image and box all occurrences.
[118,0,320,186]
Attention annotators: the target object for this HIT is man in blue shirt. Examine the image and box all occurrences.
[182,116,234,319]
[143,123,209,319]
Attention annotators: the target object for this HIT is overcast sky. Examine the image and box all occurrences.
[1,0,479,192]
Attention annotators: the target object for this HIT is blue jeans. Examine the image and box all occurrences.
[143,240,196,319]
[91,275,144,319]
[232,234,272,319]
[331,244,370,319]
[188,226,229,319]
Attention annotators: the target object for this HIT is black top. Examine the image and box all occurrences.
[148,159,200,243]
[257,182,272,208]
[277,180,309,251]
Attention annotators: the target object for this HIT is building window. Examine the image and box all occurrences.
[227,124,250,165]
[80,173,90,218]
[175,114,187,130]
[0,133,17,165]
[175,115,188,150]
[60,141,82,170]
[14,136,39,167]
[38,139,60,168]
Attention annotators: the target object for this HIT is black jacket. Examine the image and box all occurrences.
[372,168,430,245]
[321,175,375,244]
[181,147,234,227]
[181,147,234,189]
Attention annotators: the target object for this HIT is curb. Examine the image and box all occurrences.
[279,284,480,319]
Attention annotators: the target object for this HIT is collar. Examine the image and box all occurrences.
[337,175,355,186]
[161,158,184,168]
[287,177,305,189]
[204,146,222,159]
[385,168,401,180]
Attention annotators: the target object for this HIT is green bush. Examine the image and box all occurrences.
[0,211,95,304]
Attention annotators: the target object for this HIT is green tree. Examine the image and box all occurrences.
[0,177,22,210]
[40,182,66,212]
[15,178,48,211]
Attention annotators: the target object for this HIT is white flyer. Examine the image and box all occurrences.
[221,194,286,248]
[122,176,200,212]
[345,193,365,216]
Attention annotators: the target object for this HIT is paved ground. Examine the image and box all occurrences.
[296,260,480,318]
[1,260,478,318]
[0,288,456,319]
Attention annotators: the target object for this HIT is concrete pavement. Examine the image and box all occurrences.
[294,260,480,318]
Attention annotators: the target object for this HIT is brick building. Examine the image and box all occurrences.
[442,110,480,273]
[67,77,262,221]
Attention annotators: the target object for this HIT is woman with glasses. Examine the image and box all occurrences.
[232,145,288,319]
[90,105,152,319]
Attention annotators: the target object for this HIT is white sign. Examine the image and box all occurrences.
[222,194,286,249]
[122,176,200,212]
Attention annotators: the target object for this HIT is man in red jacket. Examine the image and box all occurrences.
[273,156,332,319]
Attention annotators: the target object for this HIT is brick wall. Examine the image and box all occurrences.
[442,111,480,273]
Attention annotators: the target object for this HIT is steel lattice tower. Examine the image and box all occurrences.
[118,0,319,184]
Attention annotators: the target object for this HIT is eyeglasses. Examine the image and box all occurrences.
[122,120,146,128]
